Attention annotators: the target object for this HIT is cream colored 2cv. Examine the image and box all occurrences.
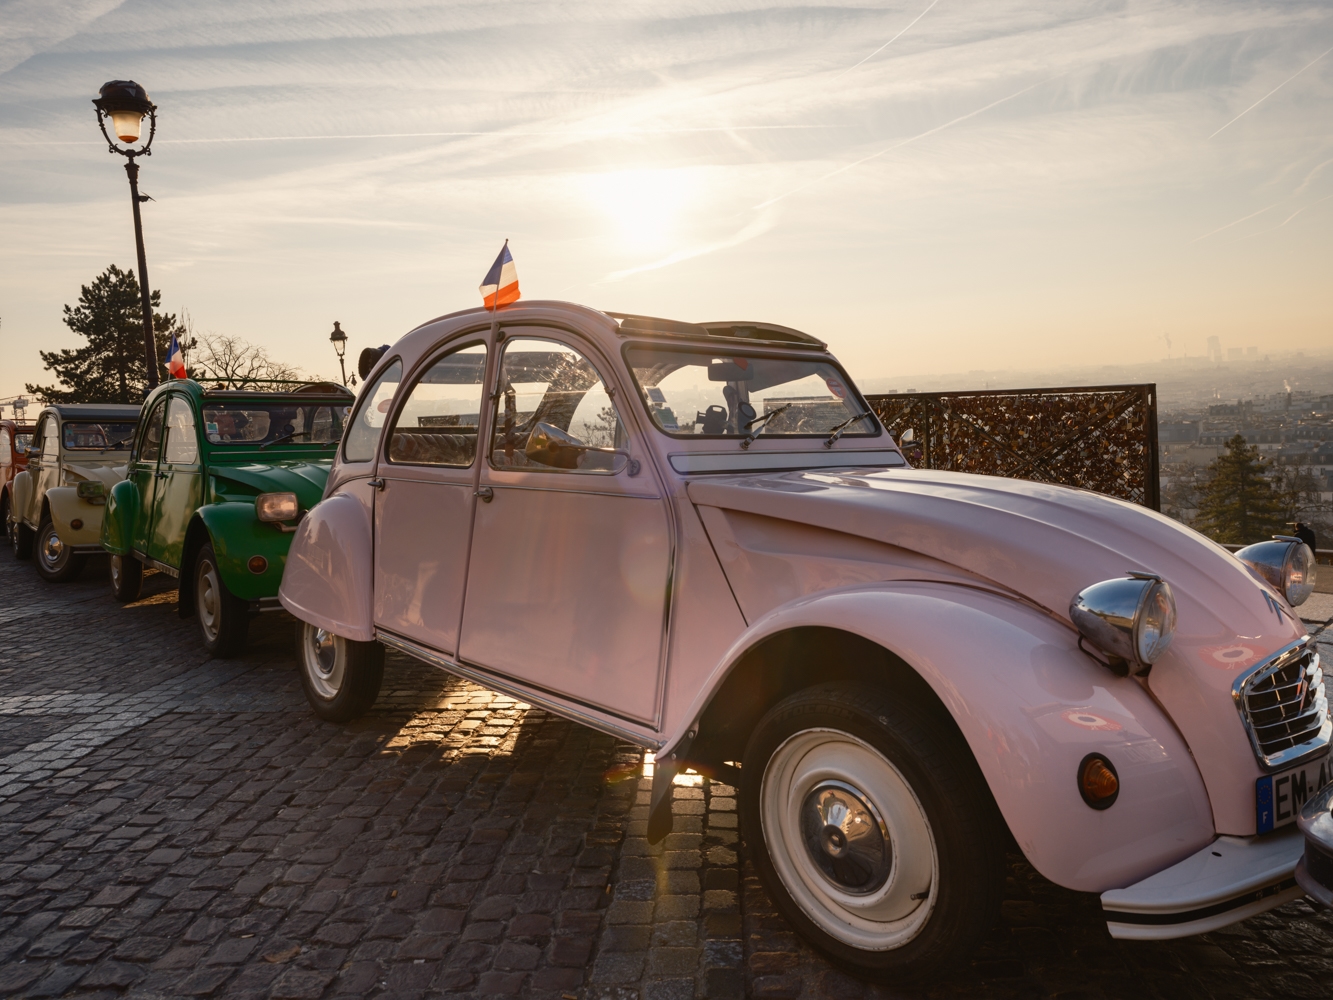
[279,301,1327,982]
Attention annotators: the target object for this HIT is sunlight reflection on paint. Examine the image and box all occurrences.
[583,168,699,251]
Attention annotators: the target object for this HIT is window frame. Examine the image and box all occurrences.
[620,340,882,442]
[487,334,630,477]
[135,399,168,466]
[163,395,201,466]
[341,357,404,465]
[384,340,489,469]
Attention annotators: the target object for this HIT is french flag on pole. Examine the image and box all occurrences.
[165,332,187,379]
[479,240,520,310]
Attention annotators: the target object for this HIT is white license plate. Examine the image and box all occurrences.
[1256,753,1332,833]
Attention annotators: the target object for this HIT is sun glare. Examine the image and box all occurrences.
[584,168,698,251]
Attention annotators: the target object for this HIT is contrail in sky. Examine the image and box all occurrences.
[1210,44,1333,138]
[837,0,940,78]
[17,124,840,146]
[1191,203,1278,242]
[753,81,1041,210]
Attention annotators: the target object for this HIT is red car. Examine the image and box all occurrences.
[1,418,35,548]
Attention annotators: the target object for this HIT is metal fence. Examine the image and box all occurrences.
[865,384,1160,510]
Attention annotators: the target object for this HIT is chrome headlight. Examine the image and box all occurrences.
[1070,574,1177,676]
[255,492,299,522]
[1235,536,1316,607]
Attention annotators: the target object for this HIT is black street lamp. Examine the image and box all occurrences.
[329,321,350,386]
[93,80,161,392]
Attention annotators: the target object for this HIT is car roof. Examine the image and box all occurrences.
[45,404,142,420]
[148,379,355,405]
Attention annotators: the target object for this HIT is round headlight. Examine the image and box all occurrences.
[1235,536,1317,607]
[1070,574,1177,676]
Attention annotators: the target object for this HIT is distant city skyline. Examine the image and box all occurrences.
[2,1,1331,401]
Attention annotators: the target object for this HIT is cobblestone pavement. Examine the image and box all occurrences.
[5,549,1333,999]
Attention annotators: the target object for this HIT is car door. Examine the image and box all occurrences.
[130,399,167,556]
[149,395,203,570]
[30,416,60,524]
[374,341,489,656]
[457,332,671,725]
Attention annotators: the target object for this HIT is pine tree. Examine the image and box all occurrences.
[25,265,186,403]
[1194,434,1288,544]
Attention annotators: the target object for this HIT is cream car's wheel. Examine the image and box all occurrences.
[34,515,86,582]
[194,543,248,657]
[742,683,1005,982]
[296,620,384,722]
[109,553,143,603]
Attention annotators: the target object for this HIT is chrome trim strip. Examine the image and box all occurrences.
[375,629,664,750]
[1232,638,1330,772]
[669,450,905,474]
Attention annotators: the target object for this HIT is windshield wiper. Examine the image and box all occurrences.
[824,409,873,449]
[259,430,313,449]
[739,403,793,450]
[100,439,133,452]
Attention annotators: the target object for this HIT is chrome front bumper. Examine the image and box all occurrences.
[1296,784,1333,907]
[1101,827,1303,940]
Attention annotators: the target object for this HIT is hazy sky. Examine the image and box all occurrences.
[1,0,1331,400]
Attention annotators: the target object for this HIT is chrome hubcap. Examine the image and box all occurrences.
[303,624,345,700]
[197,559,220,642]
[40,526,65,568]
[801,780,891,894]
[110,555,122,587]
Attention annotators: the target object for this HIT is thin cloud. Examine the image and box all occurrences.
[836,0,940,79]
[602,210,776,282]
[1191,204,1279,242]
[1210,43,1333,138]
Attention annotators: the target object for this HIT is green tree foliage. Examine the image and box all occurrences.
[26,265,186,404]
[1194,434,1288,543]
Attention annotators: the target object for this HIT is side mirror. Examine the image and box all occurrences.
[524,422,634,474]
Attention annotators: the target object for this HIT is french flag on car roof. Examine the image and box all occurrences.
[165,332,187,379]
[479,241,520,310]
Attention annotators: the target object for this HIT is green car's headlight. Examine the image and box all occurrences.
[255,492,299,522]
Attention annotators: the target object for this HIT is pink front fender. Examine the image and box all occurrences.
[680,582,1215,894]
[279,490,375,642]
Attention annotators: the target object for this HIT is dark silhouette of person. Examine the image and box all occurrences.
[1295,522,1318,554]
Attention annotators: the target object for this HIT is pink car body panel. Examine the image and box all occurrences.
[279,299,1315,903]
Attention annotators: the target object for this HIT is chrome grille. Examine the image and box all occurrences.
[1233,641,1330,770]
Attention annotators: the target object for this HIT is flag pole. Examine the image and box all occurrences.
[489,238,507,343]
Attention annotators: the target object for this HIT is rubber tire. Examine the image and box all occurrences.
[741,682,1005,984]
[110,553,144,603]
[296,620,384,722]
[0,495,9,548]
[194,543,249,657]
[34,515,87,582]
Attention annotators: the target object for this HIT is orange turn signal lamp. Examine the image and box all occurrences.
[1078,754,1119,809]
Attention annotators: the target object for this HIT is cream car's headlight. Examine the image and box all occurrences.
[1236,536,1316,607]
[1070,574,1177,677]
[255,492,299,522]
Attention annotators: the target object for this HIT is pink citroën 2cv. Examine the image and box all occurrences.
[279,301,1325,981]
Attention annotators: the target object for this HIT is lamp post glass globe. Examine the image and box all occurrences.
[330,322,348,359]
[93,80,155,150]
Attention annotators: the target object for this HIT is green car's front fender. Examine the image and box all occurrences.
[195,502,295,601]
[102,479,139,554]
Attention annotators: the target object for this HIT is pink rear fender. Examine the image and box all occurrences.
[279,489,375,642]
[684,582,1215,893]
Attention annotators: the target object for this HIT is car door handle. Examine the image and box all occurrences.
[154,471,167,479]
[368,478,385,491]
[474,486,494,502]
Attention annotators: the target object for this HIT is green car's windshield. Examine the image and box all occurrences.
[63,422,138,450]
[626,346,877,439]
[202,403,351,446]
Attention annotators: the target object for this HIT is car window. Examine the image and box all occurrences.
[626,345,877,440]
[201,402,347,446]
[41,419,58,460]
[13,433,31,455]
[343,360,403,463]
[137,402,167,465]
[0,429,9,467]
[61,422,137,451]
[387,344,487,467]
[489,338,627,474]
[164,397,199,464]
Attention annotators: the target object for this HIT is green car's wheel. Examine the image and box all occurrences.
[195,543,249,657]
[110,553,143,603]
[10,511,34,560]
[296,620,384,722]
[34,515,86,582]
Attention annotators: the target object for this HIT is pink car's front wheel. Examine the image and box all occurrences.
[296,620,384,723]
[741,682,1005,983]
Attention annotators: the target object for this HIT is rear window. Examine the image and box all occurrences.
[202,403,350,446]
[62,422,138,450]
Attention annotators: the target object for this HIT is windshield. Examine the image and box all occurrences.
[202,403,351,446]
[62,422,138,451]
[15,433,32,454]
[626,346,877,439]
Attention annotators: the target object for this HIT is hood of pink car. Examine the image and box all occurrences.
[687,466,1308,833]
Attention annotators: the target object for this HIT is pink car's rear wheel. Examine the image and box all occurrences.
[741,683,1004,982]
[296,620,384,722]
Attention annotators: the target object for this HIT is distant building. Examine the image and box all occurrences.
[1207,335,1223,363]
